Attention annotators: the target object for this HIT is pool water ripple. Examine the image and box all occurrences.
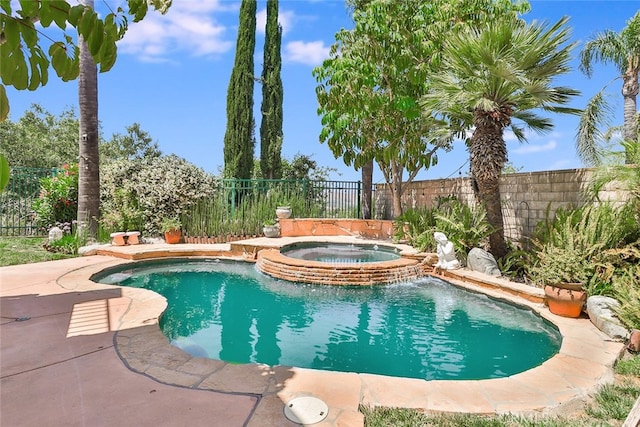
[95,259,562,380]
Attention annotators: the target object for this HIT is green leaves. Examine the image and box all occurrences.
[0,84,8,121]
[0,0,172,123]
[0,153,9,192]
[49,39,79,81]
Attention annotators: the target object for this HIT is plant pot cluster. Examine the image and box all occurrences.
[110,231,141,246]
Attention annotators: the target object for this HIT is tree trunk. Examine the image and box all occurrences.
[77,0,100,239]
[390,161,403,219]
[475,175,507,258]
[470,111,508,259]
[622,72,639,164]
[361,159,373,219]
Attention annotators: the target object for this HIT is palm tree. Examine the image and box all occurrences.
[421,17,580,259]
[578,11,640,165]
[77,0,100,238]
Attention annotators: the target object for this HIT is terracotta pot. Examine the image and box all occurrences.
[627,329,640,353]
[164,228,182,244]
[544,283,586,318]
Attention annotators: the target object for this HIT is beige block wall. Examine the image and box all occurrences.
[374,167,630,243]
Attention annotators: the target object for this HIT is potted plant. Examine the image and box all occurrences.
[263,219,280,238]
[161,217,182,244]
[529,243,590,318]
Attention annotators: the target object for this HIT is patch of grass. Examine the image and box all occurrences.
[616,354,640,376]
[362,354,640,427]
[0,237,77,267]
[360,406,586,427]
[585,380,640,421]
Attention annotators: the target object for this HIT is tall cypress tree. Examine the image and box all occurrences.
[260,0,283,179]
[223,0,257,179]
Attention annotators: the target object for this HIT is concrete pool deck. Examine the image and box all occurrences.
[0,238,626,426]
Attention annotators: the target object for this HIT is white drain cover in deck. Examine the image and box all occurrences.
[284,396,329,424]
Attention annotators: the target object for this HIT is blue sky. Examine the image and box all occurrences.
[5,0,639,182]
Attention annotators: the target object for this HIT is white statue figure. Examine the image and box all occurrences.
[434,232,460,270]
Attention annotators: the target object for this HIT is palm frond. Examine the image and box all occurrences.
[576,90,616,166]
[579,30,627,76]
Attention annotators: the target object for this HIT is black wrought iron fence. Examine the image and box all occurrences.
[1,167,60,236]
[182,179,362,238]
[0,172,364,238]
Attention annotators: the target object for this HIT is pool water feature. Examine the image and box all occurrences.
[280,242,400,264]
[257,242,423,285]
[95,259,561,381]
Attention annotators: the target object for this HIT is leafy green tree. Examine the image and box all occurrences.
[0,0,172,122]
[282,154,336,182]
[578,11,640,165]
[101,123,161,163]
[260,0,283,180]
[0,104,79,167]
[223,0,257,180]
[0,105,160,167]
[421,17,580,258]
[314,0,530,218]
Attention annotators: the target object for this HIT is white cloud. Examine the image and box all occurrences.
[256,8,295,35]
[512,140,557,154]
[117,0,234,62]
[284,40,330,66]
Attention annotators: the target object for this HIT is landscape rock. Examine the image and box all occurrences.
[78,244,109,256]
[48,226,63,243]
[586,296,628,340]
[466,247,501,277]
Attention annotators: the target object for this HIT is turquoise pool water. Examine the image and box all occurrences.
[280,242,400,263]
[95,259,561,380]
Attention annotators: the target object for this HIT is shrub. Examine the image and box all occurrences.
[528,203,640,295]
[393,199,494,256]
[44,233,79,255]
[613,265,640,330]
[434,199,495,255]
[100,156,215,236]
[31,164,78,232]
[393,207,438,251]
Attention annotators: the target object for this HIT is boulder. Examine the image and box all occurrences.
[586,296,628,340]
[466,247,501,277]
[48,226,63,243]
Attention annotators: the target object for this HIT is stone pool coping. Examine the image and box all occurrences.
[65,237,624,425]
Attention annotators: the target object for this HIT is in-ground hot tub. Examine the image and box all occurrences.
[280,241,401,264]
[256,241,425,285]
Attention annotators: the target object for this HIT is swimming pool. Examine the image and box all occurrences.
[94,258,561,380]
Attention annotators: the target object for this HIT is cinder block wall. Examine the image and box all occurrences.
[374,167,630,243]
